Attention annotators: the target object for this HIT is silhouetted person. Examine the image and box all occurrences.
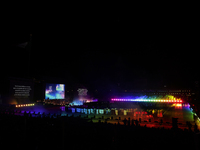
[135,119,139,126]
[123,118,127,126]
[128,117,130,126]
[131,119,135,126]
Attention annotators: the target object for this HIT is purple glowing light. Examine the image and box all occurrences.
[111,98,183,103]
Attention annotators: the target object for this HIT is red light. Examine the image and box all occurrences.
[180,100,182,103]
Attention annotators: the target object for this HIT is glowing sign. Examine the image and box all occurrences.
[77,89,88,96]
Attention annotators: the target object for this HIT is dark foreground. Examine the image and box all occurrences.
[0,110,199,150]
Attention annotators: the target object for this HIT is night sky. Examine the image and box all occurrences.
[2,12,199,91]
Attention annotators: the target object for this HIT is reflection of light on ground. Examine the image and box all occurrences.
[70,100,83,106]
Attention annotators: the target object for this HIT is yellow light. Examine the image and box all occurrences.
[26,104,27,106]
[16,105,18,107]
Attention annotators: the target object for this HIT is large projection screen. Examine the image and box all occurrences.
[45,84,65,99]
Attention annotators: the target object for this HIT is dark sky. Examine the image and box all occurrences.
[2,12,199,90]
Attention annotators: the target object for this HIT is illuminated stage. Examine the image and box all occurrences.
[2,100,199,132]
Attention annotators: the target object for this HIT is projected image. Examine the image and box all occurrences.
[45,84,65,99]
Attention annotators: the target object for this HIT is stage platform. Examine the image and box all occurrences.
[1,103,199,131]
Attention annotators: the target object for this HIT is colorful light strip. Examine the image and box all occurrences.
[16,104,35,107]
[111,99,183,103]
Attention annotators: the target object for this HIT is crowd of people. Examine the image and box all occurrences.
[0,107,199,150]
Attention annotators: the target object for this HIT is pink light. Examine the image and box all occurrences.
[180,100,182,102]
[174,100,176,102]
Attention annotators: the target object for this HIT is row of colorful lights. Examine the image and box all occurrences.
[16,104,35,107]
[111,99,183,103]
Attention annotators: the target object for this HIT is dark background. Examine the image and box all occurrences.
[2,12,199,92]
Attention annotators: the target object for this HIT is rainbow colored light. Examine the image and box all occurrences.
[16,103,35,107]
[111,99,183,103]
